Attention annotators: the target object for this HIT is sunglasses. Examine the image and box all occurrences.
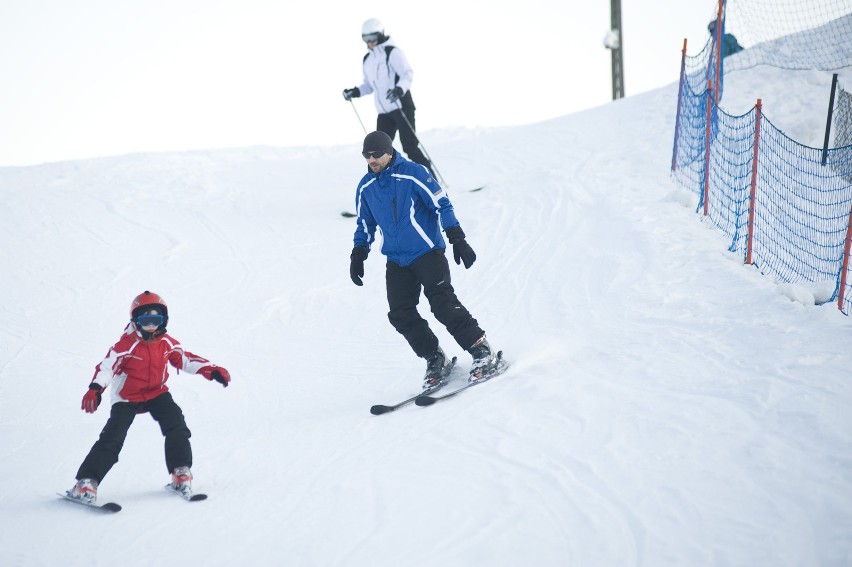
[136,314,164,328]
[362,150,386,159]
[362,33,381,44]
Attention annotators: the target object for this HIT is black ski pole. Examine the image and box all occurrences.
[349,100,368,134]
[393,100,447,187]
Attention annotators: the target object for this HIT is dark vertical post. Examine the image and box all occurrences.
[822,73,839,165]
[610,0,625,100]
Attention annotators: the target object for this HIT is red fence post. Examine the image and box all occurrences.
[703,80,713,216]
[714,0,724,104]
[837,203,852,313]
[746,99,762,265]
[671,38,688,173]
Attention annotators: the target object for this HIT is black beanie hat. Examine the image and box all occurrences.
[362,131,394,156]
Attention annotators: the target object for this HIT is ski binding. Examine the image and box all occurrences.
[415,351,507,407]
[165,484,208,502]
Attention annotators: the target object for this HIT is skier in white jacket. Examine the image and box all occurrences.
[342,18,433,176]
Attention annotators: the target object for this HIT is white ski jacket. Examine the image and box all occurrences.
[357,37,414,115]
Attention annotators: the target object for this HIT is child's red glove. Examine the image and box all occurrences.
[200,366,231,388]
[81,384,103,413]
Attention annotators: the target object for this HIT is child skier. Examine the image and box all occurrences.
[65,291,231,504]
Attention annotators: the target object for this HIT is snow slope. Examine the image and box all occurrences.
[1,50,851,567]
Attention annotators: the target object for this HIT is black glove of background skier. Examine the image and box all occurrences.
[445,226,476,269]
[386,87,404,103]
[342,87,360,101]
[350,246,368,286]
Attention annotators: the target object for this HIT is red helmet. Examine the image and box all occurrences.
[130,291,169,319]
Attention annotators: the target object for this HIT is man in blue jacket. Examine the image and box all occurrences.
[349,131,495,389]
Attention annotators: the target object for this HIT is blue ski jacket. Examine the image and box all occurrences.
[353,152,460,267]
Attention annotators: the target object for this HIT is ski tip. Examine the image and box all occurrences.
[58,493,122,512]
[414,395,437,407]
[189,493,208,502]
[341,211,357,218]
[370,405,393,415]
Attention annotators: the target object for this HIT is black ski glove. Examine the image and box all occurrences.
[342,87,361,101]
[350,246,368,286]
[386,87,404,103]
[445,226,476,269]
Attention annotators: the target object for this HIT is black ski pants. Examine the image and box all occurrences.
[76,392,192,482]
[386,249,483,358]
[376,109,433,176]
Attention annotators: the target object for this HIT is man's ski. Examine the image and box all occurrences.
[370,357,457,415]
[415,352,507,407]
[165,484,208,502]
[57,493,122,513]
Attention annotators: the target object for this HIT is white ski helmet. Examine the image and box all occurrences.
[361,18,384,37]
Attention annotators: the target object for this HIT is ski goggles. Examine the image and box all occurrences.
[136,314,164,328]
[362,150,386,159]
[362,32,381,44]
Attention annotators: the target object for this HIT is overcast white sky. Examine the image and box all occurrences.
[0,0,720,166]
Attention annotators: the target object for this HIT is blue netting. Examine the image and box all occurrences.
[702,104,756,255]
[724,3,852,72]
[671,1,852,314]
[682,2,852,99]
[748,119,852,285]
[836,86,852,149]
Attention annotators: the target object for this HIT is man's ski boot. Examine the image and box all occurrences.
[66,478,98,505]
[468,336,497,382]
[169,466,193,497]
[422,346,451,390]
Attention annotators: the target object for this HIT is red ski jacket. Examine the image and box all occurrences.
[91,323,219,405]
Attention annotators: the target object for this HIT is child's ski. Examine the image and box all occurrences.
[58,492,122,513]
